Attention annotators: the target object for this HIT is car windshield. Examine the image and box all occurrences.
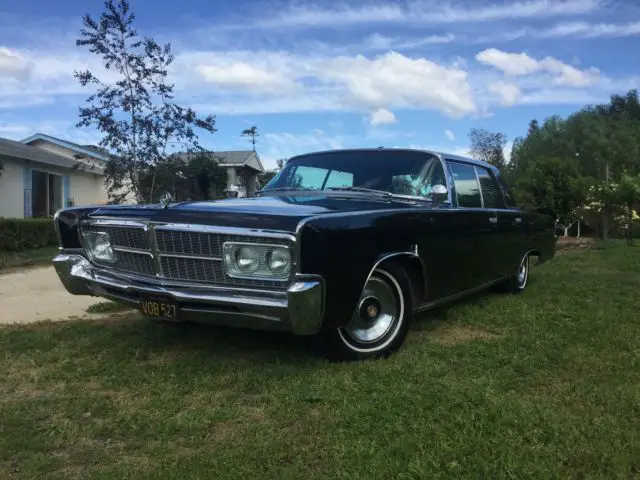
[261,150,447,199]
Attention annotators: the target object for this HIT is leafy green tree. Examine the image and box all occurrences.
[468,128,508,170]
[138,154,227,202]
[75,0,216,203]
[187,154,228,200]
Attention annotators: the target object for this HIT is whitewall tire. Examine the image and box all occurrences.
[319,263,413,361]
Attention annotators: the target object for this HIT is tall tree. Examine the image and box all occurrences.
[468,128,508,170]
[75,0,216,203]
[241,126,259,151]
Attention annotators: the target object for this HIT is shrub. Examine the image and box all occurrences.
[0,218,58,252]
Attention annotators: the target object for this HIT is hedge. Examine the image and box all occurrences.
[0,218,59,252]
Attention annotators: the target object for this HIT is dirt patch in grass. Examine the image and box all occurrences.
[429,324,502,346]
[86,301,133,315]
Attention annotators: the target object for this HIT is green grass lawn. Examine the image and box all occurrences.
[0,246,58,272]
[1,244,639,479]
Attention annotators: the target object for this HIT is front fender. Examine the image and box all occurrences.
[296,212,426,330]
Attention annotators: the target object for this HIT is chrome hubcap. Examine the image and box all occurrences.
[517,256,529,287]
[343,275,398,344]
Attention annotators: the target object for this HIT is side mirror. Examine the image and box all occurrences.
[432,184,448,206]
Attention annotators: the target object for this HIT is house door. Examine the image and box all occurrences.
[31,170,62,217]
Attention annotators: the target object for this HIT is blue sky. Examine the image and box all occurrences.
[1,0,639,169]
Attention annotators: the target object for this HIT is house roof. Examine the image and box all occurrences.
[0,137,106,174]
[20,133,111,162]
[174,150,265,172]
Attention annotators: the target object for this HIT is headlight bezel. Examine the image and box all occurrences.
[222,241,292,281]
[81,230,116,264]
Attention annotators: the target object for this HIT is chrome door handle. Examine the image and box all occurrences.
[489,217,497,224]
[514,217,522,224]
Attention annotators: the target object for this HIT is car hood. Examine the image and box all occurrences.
[86,193,425,232]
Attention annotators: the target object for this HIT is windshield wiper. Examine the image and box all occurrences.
[324,186,392,198]
[255,187,317,195]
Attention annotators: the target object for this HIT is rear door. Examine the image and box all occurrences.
[447,161,500,290]
[493,169,525,275]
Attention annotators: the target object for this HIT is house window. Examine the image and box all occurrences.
[31,170,62,217]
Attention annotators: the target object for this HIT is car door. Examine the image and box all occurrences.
[474,165,516,279]
[493,169,525,275]
[447,161,500,291]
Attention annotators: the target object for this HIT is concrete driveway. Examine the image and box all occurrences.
[0,266,106,325]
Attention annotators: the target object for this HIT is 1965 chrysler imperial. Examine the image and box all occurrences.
[53,148,556,360]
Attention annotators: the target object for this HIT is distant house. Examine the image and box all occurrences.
[175,150,265,196]
[0,133,112,219]
[0,134,265,218]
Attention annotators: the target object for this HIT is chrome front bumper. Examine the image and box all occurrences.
[53,253,324,335]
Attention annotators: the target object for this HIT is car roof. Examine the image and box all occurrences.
[288,147,498,171]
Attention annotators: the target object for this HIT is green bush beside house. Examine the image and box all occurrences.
[0,218,58,252]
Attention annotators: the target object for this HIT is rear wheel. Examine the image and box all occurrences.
[318,263,413,361]
[502,253,530,293]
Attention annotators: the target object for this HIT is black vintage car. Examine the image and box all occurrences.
[53,148,556,360]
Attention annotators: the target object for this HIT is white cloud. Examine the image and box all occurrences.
[0,47,30,79]
[537,20,640,38]
[445,129,455,141]
[196,62,299,94]
[476,49,600,87]
[370,108,397,126]
[365,33,456,50]
[319,51,476,117]
[488,81,522,106]
[255,0,602,29]
[476,49,540,76]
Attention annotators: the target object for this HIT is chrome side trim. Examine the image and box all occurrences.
[359,250,428,299]
[416,275,510,312]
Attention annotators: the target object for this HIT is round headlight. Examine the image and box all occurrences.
[267,248,290,274]
[235,246,260,273]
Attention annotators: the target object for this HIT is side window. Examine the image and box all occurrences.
[475,167,504,209]
[391,157,447,198]
[495,172,517,208]
[449,163,482,208]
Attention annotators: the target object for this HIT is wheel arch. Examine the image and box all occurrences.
[369,251,428,307]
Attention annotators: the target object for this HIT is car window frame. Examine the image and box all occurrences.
[446,161,484,209]
[474,165,506,210]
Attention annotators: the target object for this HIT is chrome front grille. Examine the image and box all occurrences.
[82,221,295,290]
[160,256,222,283]
[84,224,149,250]
[115,250,156,276]
[156,229,221,257]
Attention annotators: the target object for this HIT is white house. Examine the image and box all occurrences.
[0,133,110,218]
[0,133,267,218]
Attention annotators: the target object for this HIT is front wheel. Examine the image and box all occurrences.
[317,263,413,361]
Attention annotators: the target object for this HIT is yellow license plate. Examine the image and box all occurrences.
[139,298,177,319]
